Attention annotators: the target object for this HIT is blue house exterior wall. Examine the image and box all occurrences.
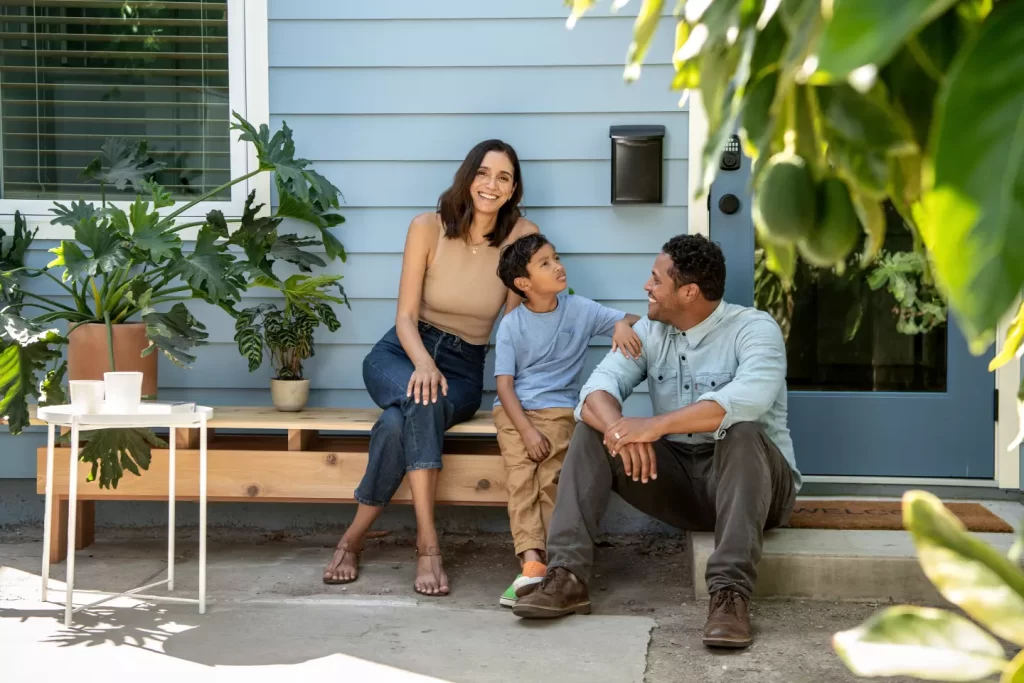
[0,2,688,480]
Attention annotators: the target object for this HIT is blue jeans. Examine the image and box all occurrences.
[354,322,487,507]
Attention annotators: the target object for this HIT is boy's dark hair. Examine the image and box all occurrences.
[497,232,552,298]
[662,234,726,301]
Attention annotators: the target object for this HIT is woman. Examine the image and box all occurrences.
[323,140,538,596]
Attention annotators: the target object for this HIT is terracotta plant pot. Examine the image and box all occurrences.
[271,378,310,412]
[67,322,158,400]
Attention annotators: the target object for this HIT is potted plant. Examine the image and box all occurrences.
[0,113,348,487]
[234,274,348,412]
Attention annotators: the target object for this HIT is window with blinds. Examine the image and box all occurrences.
[0,0,230,201]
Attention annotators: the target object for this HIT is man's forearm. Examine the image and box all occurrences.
[580,391,625,433]
[652,400,727,437]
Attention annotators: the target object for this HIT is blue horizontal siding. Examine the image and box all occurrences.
[272,113,688,161]
[269,17,676,67]
[284,160,688,208]
[270,65,683,114]
[268,1,676,20]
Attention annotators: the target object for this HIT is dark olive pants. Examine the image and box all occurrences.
[546,422,797,598]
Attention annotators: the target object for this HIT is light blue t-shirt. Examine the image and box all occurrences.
[494,292,626,411]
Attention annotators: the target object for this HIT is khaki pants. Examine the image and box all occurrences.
[493,406,577,557]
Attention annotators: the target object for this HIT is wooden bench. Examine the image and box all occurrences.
[29,406,504,563]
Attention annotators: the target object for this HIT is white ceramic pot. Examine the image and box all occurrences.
[104,371,143,413]
[270,378,310,412]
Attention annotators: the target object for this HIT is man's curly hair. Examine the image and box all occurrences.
[662,234,726,301]
[498,232,551,298]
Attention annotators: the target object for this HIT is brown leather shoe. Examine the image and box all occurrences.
[703,589,752,648]
[512,567,591,619]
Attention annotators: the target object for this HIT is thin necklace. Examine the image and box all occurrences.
[469,236,487,254]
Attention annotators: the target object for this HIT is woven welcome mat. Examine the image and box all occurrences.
[785,500,1014,533]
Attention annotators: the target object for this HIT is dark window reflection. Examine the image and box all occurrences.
[755,203,947,393]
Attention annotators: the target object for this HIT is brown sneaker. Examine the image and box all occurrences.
[703,589,752,648]
[512,567,591,619]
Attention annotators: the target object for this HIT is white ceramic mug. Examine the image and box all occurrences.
[69,380,105,414]
[103,372,144,413]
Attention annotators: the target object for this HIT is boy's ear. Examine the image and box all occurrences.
[513,275,531,294]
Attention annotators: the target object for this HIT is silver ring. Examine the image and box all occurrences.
[614,432,621,439]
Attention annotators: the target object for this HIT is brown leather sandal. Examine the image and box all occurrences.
[323,540,362,585]
[414,546,450,596]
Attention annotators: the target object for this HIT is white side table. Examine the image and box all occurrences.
[37,403,214,627]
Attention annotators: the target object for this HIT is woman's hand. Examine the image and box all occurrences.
[407,363,448,405]
[611,320,643,360]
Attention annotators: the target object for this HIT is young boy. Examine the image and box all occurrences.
[493,233,641,607]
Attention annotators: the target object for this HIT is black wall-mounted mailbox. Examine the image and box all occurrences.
[609,125,666,205]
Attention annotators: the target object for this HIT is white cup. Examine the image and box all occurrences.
[103,372,144,413]
[69,380,105,414]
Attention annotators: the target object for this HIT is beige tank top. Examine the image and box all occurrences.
[419,222,510,346]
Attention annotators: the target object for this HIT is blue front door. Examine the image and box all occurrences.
[708,150,995,479]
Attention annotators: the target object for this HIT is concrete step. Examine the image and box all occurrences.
[690,500,1022,603]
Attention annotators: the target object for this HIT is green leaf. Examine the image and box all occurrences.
[276,190,347,261]
[850,191,886,263]
[904,490,1024,647]
[832,605,1007,681]
[76,427,164,489]
[1004,649,1024,683]
[228,191,283,276]
[989,301,1024,372]
[128,198,179,262]
[818,85,917,156]
[205,209,231,239]
[50,200,109,229]
[0,314,64,434]
[813,0,960,82]
[141,302,209,368]
[80,138,165,191]
[234,323,265,373]
[39,362,67,407]
[172,226,240,304]
[141,179,174,209]
[918,0,1024,351]
[624,0,665,82]
[270,234,327,273]
[48,216,130,282]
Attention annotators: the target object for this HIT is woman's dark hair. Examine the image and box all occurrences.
[498,233,551,298]
[662,234,726,301]
[436,139,524,247]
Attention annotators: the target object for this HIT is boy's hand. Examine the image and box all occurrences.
[611,319,643,360]
[523,425,552,462]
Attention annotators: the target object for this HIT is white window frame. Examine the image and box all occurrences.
[0,0,269,239]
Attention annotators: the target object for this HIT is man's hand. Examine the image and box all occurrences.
[612,441,658,483]
[523,425,552,462]
[611,319,642,360]
[604,416,663,453]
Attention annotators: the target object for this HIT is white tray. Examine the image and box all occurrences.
[37,402,214,428]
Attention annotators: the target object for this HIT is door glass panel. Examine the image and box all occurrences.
[754,203,947,392]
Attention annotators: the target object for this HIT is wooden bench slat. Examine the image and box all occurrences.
[24,405,498,435]
[37,447,507,505]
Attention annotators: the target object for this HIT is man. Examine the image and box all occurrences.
[512,234,801,649]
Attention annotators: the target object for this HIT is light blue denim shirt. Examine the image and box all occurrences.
[575,301,801,490]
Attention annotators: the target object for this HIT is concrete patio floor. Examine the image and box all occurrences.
[0,526,933,683]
